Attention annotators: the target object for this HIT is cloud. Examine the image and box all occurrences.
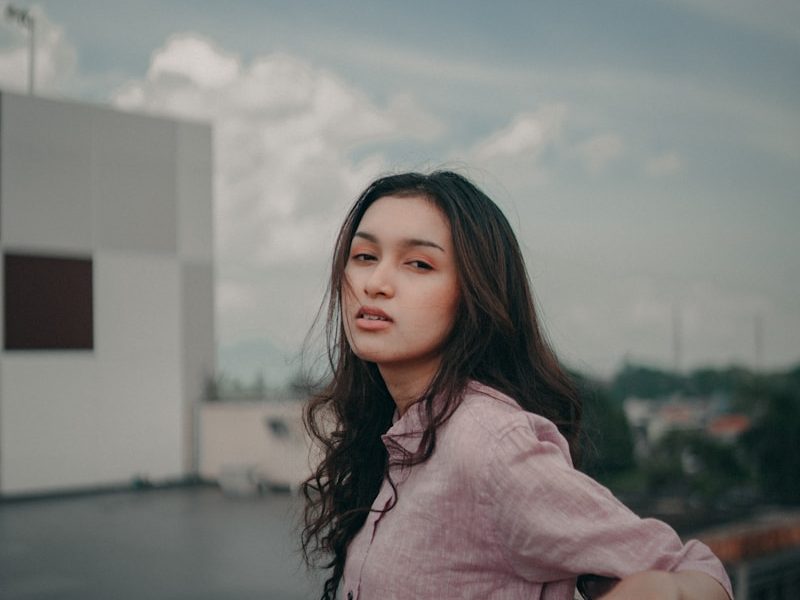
[573,133,624,174]
[471,106,566,162]
[0,5,77,93]
[460,105,566,190]
[111,33,444,350]
[149,35,240,89]
[645,151,684,177]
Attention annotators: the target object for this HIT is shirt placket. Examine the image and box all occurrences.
[348,477,397,600]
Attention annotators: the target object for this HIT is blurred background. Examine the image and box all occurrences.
[0,1,798,599]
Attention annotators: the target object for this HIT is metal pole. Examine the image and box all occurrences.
[672,303,682,374]
[4,4,35,94]
[735,562,749,600]
[754,313,763,372]
[28,16,35,94]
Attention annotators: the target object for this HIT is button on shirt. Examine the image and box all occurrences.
[342,382,733,600]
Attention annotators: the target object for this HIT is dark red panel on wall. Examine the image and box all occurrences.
[4,253,94,350]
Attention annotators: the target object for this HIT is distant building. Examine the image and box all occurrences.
[707,414,751,443]
[200,399,313,495]
[624,394,706,459]
[0,91,214,496]
[623,393,739,458]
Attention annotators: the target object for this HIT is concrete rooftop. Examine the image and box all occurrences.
[0,486,320,600]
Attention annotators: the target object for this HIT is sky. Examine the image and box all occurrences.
[1,0,798,383]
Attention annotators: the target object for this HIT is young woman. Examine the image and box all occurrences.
[302,171,732,600]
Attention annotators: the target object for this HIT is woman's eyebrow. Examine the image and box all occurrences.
[354,231,445,253]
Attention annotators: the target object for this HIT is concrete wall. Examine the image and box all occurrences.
[0,92,214,495]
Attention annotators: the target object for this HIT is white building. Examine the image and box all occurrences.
[200,400,313,495]
[0,91,214,496]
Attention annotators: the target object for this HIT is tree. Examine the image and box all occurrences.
[742,385,800,504]
[576,376,635,479]
[686,366,753,397]
[288,369,326,398]
[610,364,686,402]
[642,429,748,503]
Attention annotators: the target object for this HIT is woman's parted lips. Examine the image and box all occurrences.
[356,306,393,322]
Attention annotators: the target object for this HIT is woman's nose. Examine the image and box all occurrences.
[363,263,394,298]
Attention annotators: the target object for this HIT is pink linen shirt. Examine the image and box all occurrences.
[342,382,733,600]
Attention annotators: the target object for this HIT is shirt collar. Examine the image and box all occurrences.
[380,381,504,459]
[379,381,481,458]
[381,399,427,458]
[379,380,515,458]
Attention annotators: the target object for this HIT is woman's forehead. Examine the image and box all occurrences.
[353,196,451,252]
[359,194,448,231]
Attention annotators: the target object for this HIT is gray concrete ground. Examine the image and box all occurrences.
[0,486,320,600]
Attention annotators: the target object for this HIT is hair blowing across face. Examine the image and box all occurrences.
[301,170,580,599]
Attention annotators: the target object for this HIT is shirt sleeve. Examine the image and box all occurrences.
[479,414,733,598]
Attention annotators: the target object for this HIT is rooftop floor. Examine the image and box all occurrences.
[0,486,319,600]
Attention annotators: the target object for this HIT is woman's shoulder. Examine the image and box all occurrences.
[442,381,570,461]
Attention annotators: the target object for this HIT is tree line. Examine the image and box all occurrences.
[576,362,800,510]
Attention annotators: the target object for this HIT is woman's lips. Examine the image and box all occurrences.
[356,306,393,330]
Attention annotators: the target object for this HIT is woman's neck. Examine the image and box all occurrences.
[378,359,440,416]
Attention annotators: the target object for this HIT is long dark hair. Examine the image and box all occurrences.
[301,170,580,599]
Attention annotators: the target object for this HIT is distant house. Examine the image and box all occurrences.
[200,399,314,494]
[706,414,751,443]
[0,91,214,496]
[651,398,707,440]
[623,394,726,458]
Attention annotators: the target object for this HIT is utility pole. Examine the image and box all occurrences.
[672,303,682,375]
[754,313,764,372]
[5,4,36,95]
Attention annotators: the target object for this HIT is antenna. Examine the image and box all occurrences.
[4,4,36,94]
[672,303,682,374]
[754,313,763,372]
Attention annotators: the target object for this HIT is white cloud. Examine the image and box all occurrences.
[111,33,444,350]
[471,105,566,162]
[149,34,240,89]
[0,6,77,93]
[574,133,624,174]
[460,105,567,190]
[645,151,684,177]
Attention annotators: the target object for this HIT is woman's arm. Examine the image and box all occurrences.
[597,570,732,600]
[480,415,733,597]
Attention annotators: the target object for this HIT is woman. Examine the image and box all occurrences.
[302,171,732,600]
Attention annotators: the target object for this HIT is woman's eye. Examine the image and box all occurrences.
[408,260,433,270]
[352,253,376,262]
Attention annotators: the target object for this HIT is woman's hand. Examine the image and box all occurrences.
[595,570,730,600]
[596,571,679,599]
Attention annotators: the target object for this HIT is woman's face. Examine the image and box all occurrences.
[342,194,459,376]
